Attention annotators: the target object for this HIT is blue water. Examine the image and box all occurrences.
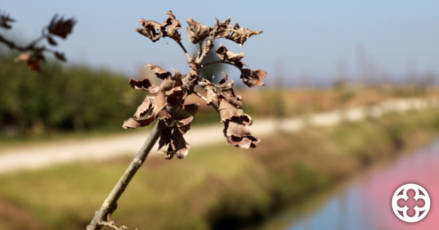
[278,139,439,230]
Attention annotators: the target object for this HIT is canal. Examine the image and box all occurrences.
[258,138,439,230]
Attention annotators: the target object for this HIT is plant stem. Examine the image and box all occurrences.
[87,18,220,230]
[87,121,161,230]
[175,40,191,61]
[195,19,219,65]
[201,60,238,69]
[193,91,220,112]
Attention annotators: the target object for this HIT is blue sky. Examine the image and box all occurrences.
[2,0,439,86]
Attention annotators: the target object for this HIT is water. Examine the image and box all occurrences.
[264,138,439,230]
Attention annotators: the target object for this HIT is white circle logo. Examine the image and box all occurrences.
[392,183,430,223]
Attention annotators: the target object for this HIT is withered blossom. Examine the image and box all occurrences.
[124,11,267,159]
[186,17,212,43]
[0,10,14,29]
[214,17,263,46]
[240,69,267,88]
[47,15,76,39]
[137,10,182,43]
[0,10,75,72]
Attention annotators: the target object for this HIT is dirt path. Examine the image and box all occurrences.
[0,98,434,174]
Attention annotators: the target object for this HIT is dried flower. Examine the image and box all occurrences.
[1,10,75,72]
[47,15,76,39]
[127,12,267,159]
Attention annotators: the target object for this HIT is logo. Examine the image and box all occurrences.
[391,183,430,223]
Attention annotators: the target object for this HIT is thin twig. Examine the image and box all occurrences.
[175,40,191,61]
[201,60,239,69]
[193,90,220,112]
[198,42,202,59]
[26,34,48,49]
[98,221,128,230]
[0,32,47,52]
[195,19,219,65]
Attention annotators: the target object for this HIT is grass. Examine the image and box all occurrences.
[0,109,438,230]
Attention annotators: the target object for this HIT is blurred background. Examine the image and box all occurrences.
[1,0,439,229]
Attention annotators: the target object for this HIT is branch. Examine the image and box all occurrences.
[197,42,202,59]
[0,34,47,52]
[193,90,220,113]
[195,19,219,65]
[201,60,240,69]
[174,39,191,61]
[87,121,162,230]
[98,221,128,230]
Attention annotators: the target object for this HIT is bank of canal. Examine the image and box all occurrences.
[259,123,439,230]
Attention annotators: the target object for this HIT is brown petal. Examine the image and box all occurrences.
[165,10,176,20]
[240,69,267,88]
[167,19,182,41]
[27,59,42,72]
[172,86,184,97]
[160,11,174,28]
[225,51,245,62]
[160,76,175,91]
[54,52,67,62]
[215,16,232,38]
[238,137,252,149]
[122,116,155,129]
[220,93,242,109]
[215,45,244,62]
[171,128,190,159]
[183,103,199,115]
[218,72,242,108]
[166,94,180,106]
[47,15,76,39]
[14,53,31,62]
[216,44,228,60]
[129,78,160,94]
[188,61,200,77]
[46,36,57,46]
[186,17,212,44]
[177,116,193,134]
[226,121,252,137]
[152,91,172,125]
[166,87,184,106]
[0,11,15,29]
[218,100,252,125]
[146,64,172,79]
[171,68,183,87]
[227,25,263,47]
[134,96,155,118]
[198,79,217,105]
[158,127,173,157]
[137,19,163,42]
[223,121,260,149]
[136,28,160,42]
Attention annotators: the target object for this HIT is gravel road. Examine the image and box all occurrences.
[0,98,434,174]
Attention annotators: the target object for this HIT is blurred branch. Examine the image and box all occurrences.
[0,10,75,71]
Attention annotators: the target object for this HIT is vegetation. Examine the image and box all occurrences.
[0,56,144,137]
[0,109,438,230]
